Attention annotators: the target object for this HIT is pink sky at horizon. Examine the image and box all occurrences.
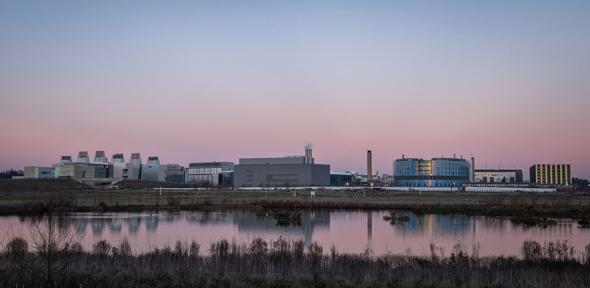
[1,1,589,178]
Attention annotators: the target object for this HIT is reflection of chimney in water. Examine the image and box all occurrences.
[367,211,372,243]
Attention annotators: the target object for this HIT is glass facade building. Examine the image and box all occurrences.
[394,157,470,187]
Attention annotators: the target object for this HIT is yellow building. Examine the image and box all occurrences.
[529,164,572,186]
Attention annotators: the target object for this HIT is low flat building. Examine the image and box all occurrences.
[530,164,572,186]
[330,172,353,186]
[474,169,523,184]
[233,146,330,187]
[24,166,55,179]
[185,162,233,186]
[54,162,112,179]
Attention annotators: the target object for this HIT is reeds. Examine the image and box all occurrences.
[1,237,590,288]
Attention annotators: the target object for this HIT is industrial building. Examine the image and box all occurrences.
[185,162,233,186]
[111,153,127,180]
[141,156,166,182]
[24,166,55,179]
[394,156,471,187]
[233,145,330,187]
[54,161,112,179]
[165,164,186,183]
[474,169,523,184]
[127,153,143,180]
[530,164,572,186]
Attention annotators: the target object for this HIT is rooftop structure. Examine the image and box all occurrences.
[94,151,108,163]
[77,151,89,163]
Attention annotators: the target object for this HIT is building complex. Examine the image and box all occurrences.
[18,146,576,189]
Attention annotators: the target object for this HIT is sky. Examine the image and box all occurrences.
[1,0,589,178]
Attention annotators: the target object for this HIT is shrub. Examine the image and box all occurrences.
[522,240,542,261]
[67,242,83,254]
[4,237,27,256]
[119,239,132,256]
[189,241,200,257]
[93,240,111,256]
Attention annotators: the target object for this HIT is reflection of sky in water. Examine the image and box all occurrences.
[1,211,589,257]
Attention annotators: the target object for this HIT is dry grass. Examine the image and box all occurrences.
[2,237,590,288]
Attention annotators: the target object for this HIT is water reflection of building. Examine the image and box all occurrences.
[392,214,473,237]
[127,217,142,233]
[145,215,159,231]
[518,219,574,238]
[232,210,330,247]
[186,211,232,224]
[91,218,106,234]
[54,214,163,235]
[110,219,122,233]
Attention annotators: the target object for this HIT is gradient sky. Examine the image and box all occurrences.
[1,0,589,178]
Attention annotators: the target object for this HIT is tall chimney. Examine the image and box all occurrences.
[304,144,313,164]
[367,150,373,186]
[470,156,475,183]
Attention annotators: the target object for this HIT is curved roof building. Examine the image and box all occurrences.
[394,156,470,187]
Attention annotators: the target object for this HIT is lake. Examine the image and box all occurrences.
[1,210,588,257]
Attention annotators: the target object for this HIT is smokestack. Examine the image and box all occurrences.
[367,150,373,186]
[470,156,475,183]
[304,144,313,164]
[77,151,89,163]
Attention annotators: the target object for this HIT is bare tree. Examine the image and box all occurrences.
[29,196,80,288]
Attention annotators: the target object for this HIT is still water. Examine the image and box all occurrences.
[1,210,589,257]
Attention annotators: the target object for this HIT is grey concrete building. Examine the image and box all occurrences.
[233,146,330,187]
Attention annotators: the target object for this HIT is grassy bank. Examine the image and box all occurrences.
[2,236,590,288]
[1,187,590,220]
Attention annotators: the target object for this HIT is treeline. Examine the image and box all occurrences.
[0,169,23,179]
[2,237,590,288]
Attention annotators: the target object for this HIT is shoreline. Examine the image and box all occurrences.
[1,189,590,219]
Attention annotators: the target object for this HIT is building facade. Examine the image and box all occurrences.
[141,156,165,182]
[185,162,234,186]
[474,169,523,183]
[54,162,112,179]
[330,172,353,186]
[530,164,572,186]
[165,164,185,183]
[394,157,470,187]
[24,166,55,179]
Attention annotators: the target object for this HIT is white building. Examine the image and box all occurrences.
[24,166,55,179]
